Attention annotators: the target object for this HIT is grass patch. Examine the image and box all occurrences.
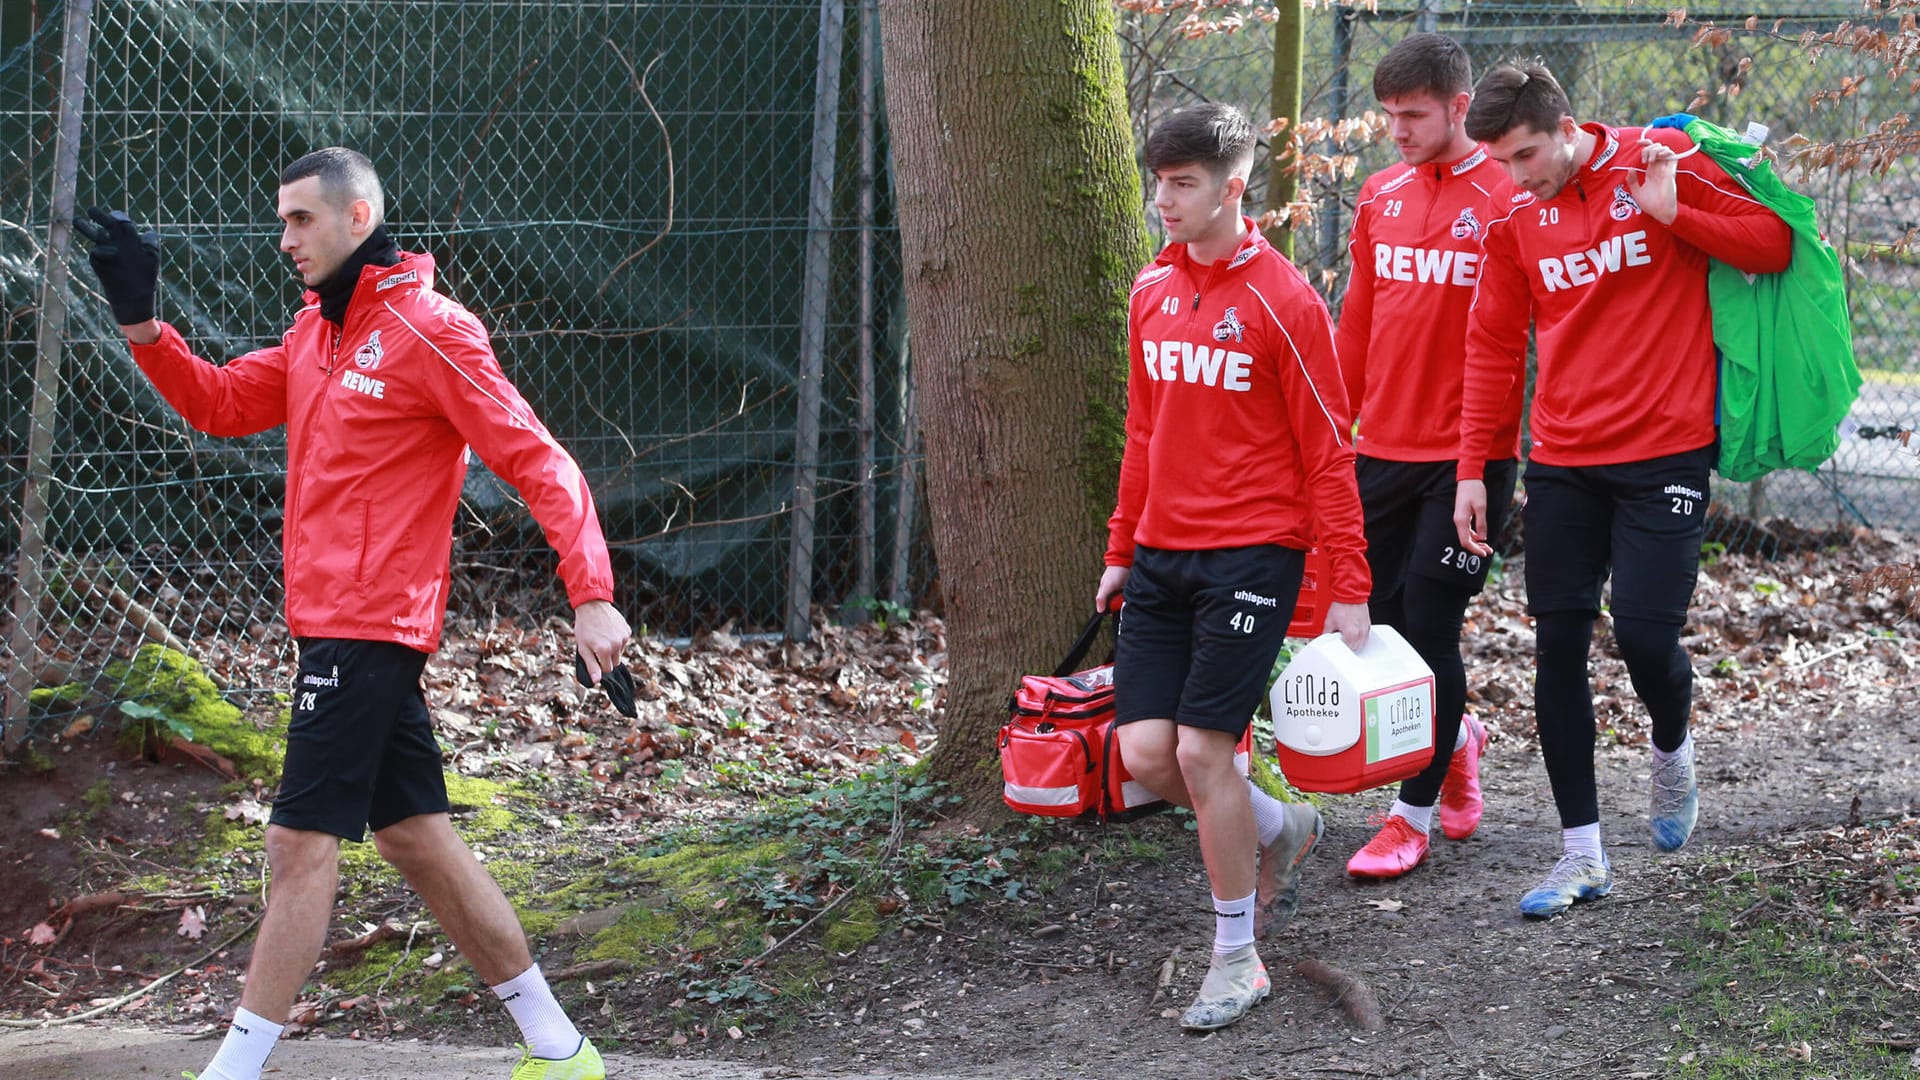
[1664,830,1920,1078]
[504,759,1079,1035]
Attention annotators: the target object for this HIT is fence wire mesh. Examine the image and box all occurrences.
[2,0,913,745]
[1119,0,1920,546]
[6,0,1916,750]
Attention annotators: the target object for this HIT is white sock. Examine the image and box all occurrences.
[1454,714,1474,752]
[1390,799,1433,834]
[1247,778,1290,847]
[197,1006,283,1080]
[1653,733,1694,764]
[492,963,583,1060]
[1212,891,1256,955]
[1563,822,1604,861]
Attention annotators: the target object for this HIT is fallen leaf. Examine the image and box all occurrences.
[28,922,57,946]
[38,828,60,841]
[177,906,207,940]
[1364,898,1405,912]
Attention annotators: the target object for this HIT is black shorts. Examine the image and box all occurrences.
[1521,445,1714,625]
[1113,544,1305,736]
[1357,455,1518,600]
[271,638,449,842]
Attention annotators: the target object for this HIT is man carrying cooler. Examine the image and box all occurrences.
[1335,33,1523,880]
[1095,103,1372,1031]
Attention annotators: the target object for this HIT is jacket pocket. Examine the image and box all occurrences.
[351,498,373,585]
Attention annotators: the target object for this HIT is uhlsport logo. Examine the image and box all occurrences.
[1610,185,1642,221]
[1212,306,1246,343]
[1451,206,1481,240]
[353,329,384,370]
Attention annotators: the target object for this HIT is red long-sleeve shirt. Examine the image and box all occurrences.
[131,253,615,652]
[1335,146,1524,462]
[1458,123,1792,479]
[1105,223,1371,604]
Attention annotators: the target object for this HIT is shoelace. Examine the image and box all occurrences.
[1539,852,1601,888]
[1651,755,1694,800]
[1360,816,1421,851]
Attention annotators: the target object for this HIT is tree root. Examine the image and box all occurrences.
[546,958,635,982]
[38,890,137,945]
[1296,957,1385,1031]
[325,920,412,962]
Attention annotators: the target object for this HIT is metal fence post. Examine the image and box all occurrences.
[889,370,919,611]
[853,0,878,616]
[785,0,847,643]
[5,0,96,752]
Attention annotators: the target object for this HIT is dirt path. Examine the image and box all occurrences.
[7,546,1915,1080]
[10,699,1915,1079]
[0,1025,972,1080]
[718,656,1920,1079]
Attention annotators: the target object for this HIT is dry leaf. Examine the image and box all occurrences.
[177,905,207,941]
[1364,898,1405,912]
[27,922,57,946]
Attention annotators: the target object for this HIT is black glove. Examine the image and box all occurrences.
[574,654,637,719]
[73,207,160,326]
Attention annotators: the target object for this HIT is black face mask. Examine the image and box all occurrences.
[314,224,401,326]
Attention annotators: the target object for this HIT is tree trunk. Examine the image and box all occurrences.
[1263,0,1305,259]
[878,1,1148,811]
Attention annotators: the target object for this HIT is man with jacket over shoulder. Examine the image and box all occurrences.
[1453,63,1791,918]
[79,147,620,1080]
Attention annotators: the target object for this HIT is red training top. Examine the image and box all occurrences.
[1336,145,1523,462]
[132,252,616,653]
[1458,123,1792,479]
[1105,221,1371,605]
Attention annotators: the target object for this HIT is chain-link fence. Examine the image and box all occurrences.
[2,0,913,745]
[7,0,1916,749]
[1119,0,1920,547]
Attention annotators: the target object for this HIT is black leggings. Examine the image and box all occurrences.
[1535,611,1694,828]
[1372,573,1479,808]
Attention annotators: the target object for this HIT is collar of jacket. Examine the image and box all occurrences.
[1581,121,1623,175]
[313,225,403,325]
[1154,215,1273,275]
[304,249,438,325]
[1438,143,1489,179]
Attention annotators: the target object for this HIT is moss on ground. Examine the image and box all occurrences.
[28,682,88,711]
[107,644,286,780]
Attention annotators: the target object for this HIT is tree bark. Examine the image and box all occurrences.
[878,1,1148,810]
[1263,0,1305,259]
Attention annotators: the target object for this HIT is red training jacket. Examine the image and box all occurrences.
[131,252,616,652]
[1458,123,1792,479]
[1105,222,1371,605]
[1335,145,1523,462]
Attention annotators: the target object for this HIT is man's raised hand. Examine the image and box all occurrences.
[74,207,160,327]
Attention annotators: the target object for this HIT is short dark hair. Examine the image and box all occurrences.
[1146,103,1257,182]
[280,147,386,222]
[1373,33,1473,102]
[1464,61,1572,143]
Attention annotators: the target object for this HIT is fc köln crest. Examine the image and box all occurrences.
[1610,185,1642,221]
[1451,206,1482,240]
[353,329,384,370]
[1212,306,1246,343]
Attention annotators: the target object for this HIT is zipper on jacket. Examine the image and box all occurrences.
[1187,257,1225,330]
[289,308,358,573]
